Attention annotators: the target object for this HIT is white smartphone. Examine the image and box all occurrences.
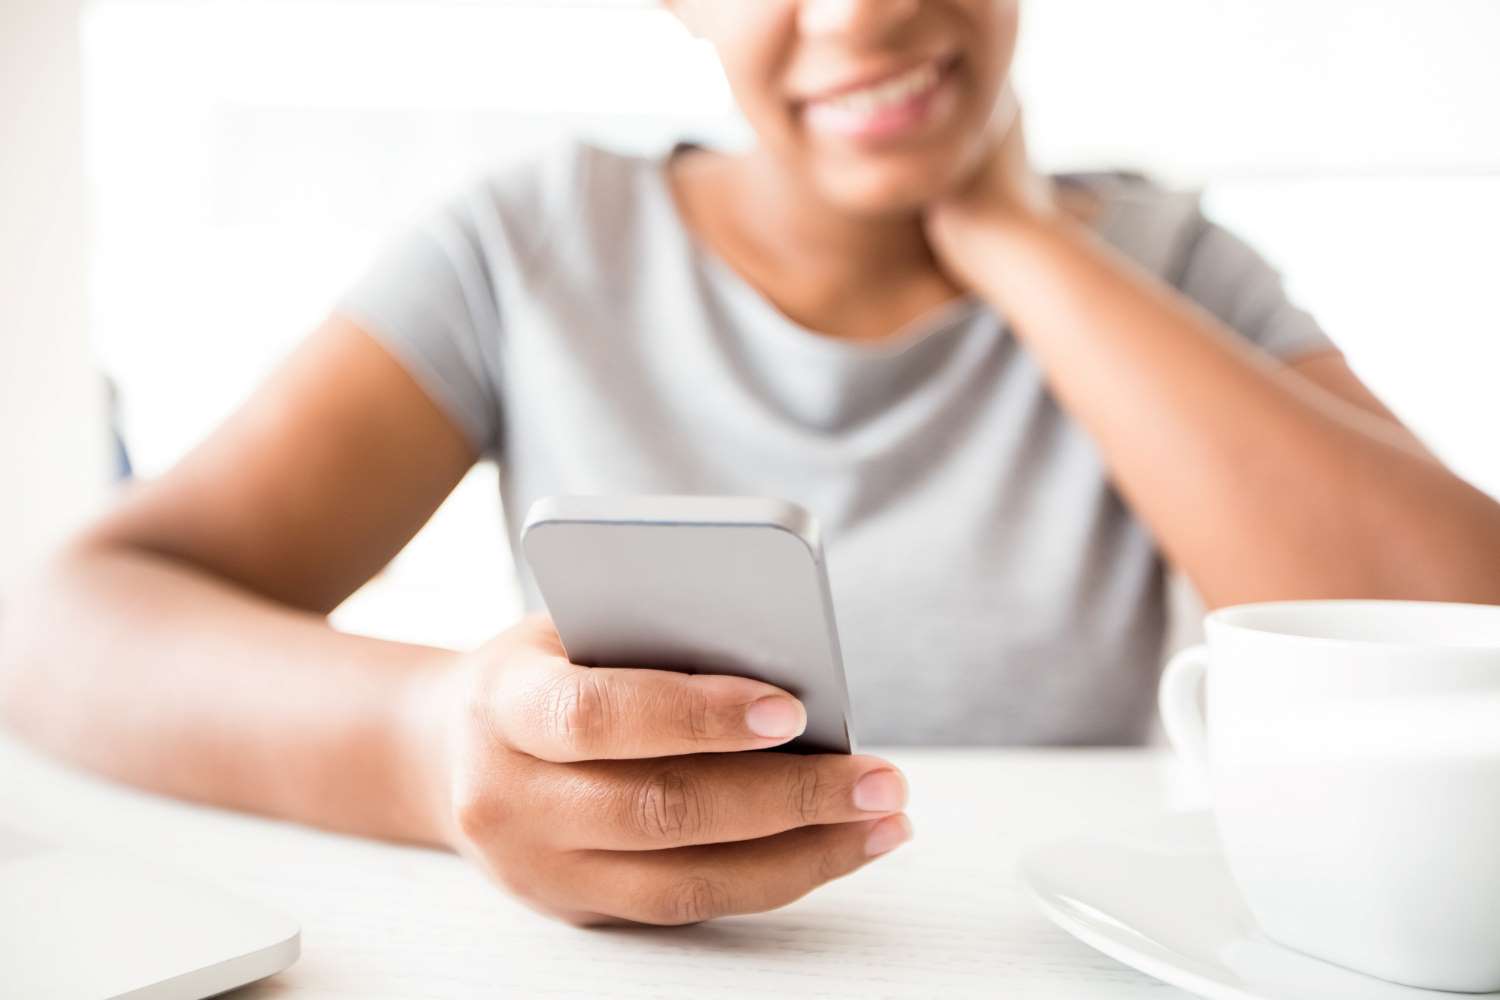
[520,495,855,755]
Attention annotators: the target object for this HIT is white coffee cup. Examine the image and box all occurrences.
[1159,599,1500,993]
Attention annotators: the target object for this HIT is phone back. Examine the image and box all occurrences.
[521,496,854,754]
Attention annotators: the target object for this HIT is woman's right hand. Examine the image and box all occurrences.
[420,614,912,927]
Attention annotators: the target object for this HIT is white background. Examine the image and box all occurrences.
[77,0,1500,648]
[0,0,107,594]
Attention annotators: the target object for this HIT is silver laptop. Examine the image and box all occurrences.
[0,826,299,999]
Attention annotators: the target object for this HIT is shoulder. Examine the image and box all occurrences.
[1060,171,1296,299]
[1062,171,1333,356]
[1057,171,1209,284]
[430,140,663,285]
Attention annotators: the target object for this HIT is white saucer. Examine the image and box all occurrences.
[1018,811,1500,1000]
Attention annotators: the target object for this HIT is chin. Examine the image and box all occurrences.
[811,151,975,217]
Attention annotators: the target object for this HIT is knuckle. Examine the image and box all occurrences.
[654,875,731,925]
[786,760,826,825]
[813,839,852,884]
[675,685,714,742]
[462,814,541,902]
[450,747,527,848]
[446,755,551,909]
[628,768,711,843]
[452,776,513,844]
[543,671,613,756]
[453,791,491,843]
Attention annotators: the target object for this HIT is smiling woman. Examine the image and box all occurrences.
[676,0,1015,212]
[3,0,1500,932]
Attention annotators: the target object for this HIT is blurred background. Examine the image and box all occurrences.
[4,0,1499,651]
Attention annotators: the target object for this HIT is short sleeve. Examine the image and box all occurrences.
[335,202,503,458]
[1174,217,1338,362]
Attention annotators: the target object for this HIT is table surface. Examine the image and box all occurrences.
[2,732,1199,998]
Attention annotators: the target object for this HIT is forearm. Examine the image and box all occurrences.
[965,211,1500,605]
[0,542,455,845]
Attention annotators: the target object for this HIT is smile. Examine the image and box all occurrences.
[816,60,944,115]
[799,56,960,144]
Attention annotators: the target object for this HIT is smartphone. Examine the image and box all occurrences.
[520,495,855,755]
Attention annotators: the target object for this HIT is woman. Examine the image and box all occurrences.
[4,0,1500,928]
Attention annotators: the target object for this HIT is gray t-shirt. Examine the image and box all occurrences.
[337,141,1333,746]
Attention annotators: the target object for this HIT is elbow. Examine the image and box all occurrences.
[1374,483,1500,606]
[0,534,124,740]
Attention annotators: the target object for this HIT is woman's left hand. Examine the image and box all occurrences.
[922,88,1057,289]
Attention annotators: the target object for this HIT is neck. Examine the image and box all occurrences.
[667,142,968,342]
[725,145,946,287]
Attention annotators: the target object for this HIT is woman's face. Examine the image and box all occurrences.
[671,0,1019,217]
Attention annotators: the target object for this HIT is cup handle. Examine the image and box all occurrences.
[1159,644,1211,774]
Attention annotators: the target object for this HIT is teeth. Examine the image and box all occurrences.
[820,63,941,116]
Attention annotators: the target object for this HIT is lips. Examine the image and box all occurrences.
[798,55,959,144]
[804,59,946,115]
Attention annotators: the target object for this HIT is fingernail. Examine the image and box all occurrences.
[852,769,907,813]
[865,815,913,858]
[746,697,806,739]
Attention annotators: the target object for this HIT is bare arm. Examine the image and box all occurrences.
[0,317,473,842]
[930,204,1500,607]
[0,315,909,924]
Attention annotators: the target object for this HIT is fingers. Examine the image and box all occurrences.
[492,626,808,761]
[562,815,914,926]
[461,618,914,927]
[531,752,908,851]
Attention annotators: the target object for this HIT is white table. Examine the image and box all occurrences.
[2,733,1196,998]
